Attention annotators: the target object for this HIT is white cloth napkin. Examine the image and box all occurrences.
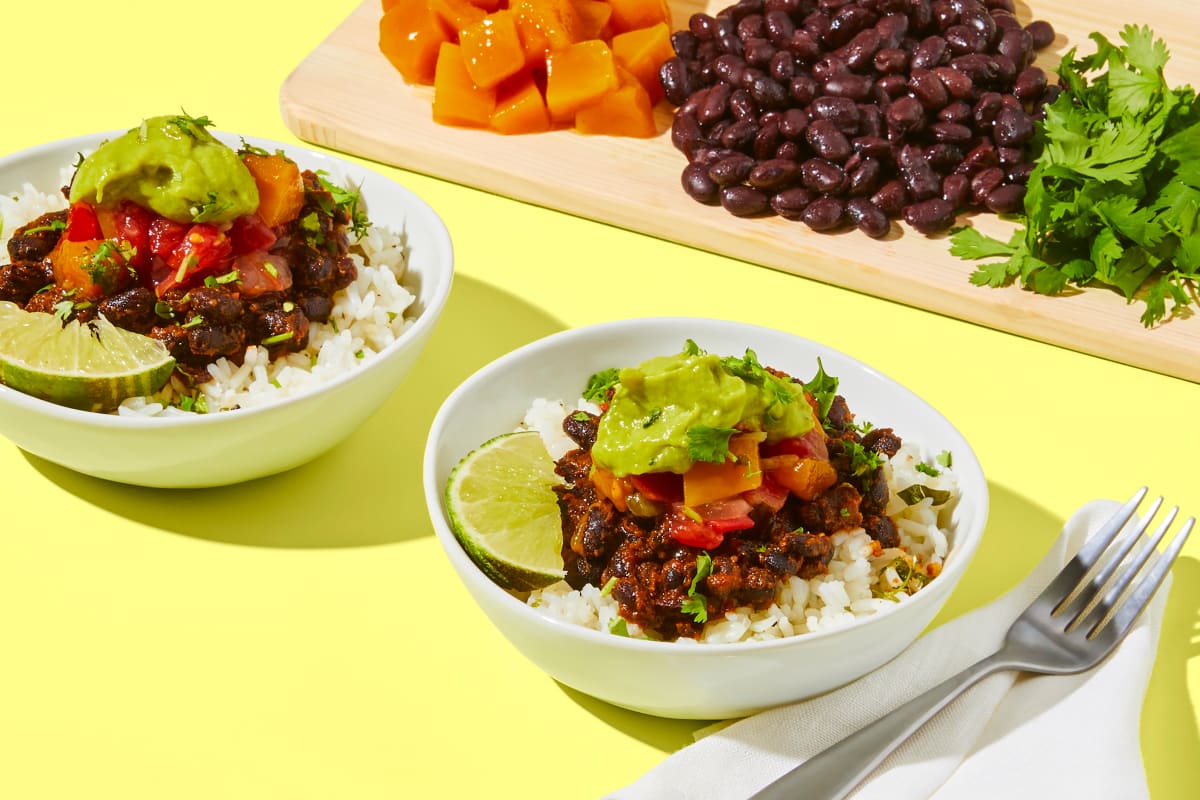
[608,500,1170,800]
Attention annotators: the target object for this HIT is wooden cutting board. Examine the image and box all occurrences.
[281,0,1200,383]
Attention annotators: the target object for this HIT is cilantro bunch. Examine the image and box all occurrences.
[950,25,1200,326]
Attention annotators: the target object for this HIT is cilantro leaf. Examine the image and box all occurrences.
[803,358,838,425]
[687,425,738,464]
[582,367,619,403]
[681,595,708,624]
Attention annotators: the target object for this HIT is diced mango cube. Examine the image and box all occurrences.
[513,0,585,61]
[432,42,498,127]
[490,74,552,134]
[379,3,451,85]
[572,0,613,40]
[428,0,487,32]
[611,22,673,102]
[575,66,657,137]
[545,39,619,122]
[460,10,527,89]
[604,0,670,34]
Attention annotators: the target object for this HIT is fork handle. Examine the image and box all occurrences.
[748,652,1010,800]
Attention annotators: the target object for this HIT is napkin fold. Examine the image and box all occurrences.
[608,500,1170,800]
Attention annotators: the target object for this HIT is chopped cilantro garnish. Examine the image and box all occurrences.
[261,331,293,345]
[191,191,231,223]
[642,407,662,428]
[898,484,952,506]
[689,552,712,595]
[52,299,73,321]
[315,171,371,238]
[873,557,930,602]
[571,411,591,422]
[936,451,953,468]
[687,425,738,464]
[914,462,941,477]
[21,219,66,236]
[843,440,884,476]
[683,338,705,356]
[681,595,709,624]
[238,138,271,157]
[153,301,174,320]
[582,367,620,403]
[165,111,214,139]
[608,617,630,637]
[720,348,797,413]
[180,315,204,329]
[803,358,839,426]
[354,349,365,359]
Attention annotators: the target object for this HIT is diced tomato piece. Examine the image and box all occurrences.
[761,427,828,461]
[231,252,292,297]
[154,224,233,297]
[147,215,189,260]
[229,214,278,255]
[630,471,683,504]
[664,508,724,549]
[705,515,755,535]
[65,202,102,242]
[742,474,788,513]
[112,201,153,269]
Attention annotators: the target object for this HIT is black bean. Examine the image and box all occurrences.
[971,91,1003,130]
[806,119,853,161]
[810,96,861,131]
[996,28,1031,69]
[698,82,733,124]
[970,166,1005,204]
[903,197,956,233]
[956,141,998,175]
[992,53,1016,83]
[942,173,970,208]
[1006,162,1034,185]
[737,13,766,41]
[945,24,986,55]
[771,187,815,219]
[984,182,1025,213]
[672,30,699,60]
[858,103,884,137]
[765,10,796,44]
[873,47,909,73]
[823,73,874,100]
[709,153,756,185]
[898,144,941,200]
[714,54,747,85]
[789,73,818,104]
[932,66,973,99]
[992,106,1033,146]
[801,196,847,230]
[1013,66,1047,103]
[729,88,758,120]
[748,158,801,190]
[690,13,717,40]
[751,74,789,108]
[846,197,890,237]
[951,53,1000,84]
[924,142,963,172]
[911,36,948,70]
[910,69,950,109]
[744,37,777,66]
[754,122,784,159]
[938,100,972,124]
[801,157,849,194]
[871,179,909,217]
[841,29,882,71]
[720,185,771,216]
[812,54,849,83]
[690,146,737,166]
[909,0,933,30]
[991,10,1020,32]
[932,0,958,31]
[997,146,1023,165]
[875,73,908,101]
[788,29,821,61]
[779,107,810,139]
[1025,20,1055,49]
[885,95,925,133]
[776,140,803,161]
[874,12,909,49]
[848,157,883,195]
[769,50,796,82]
[826,6,876,48]
[960,7,997,45]
[671,114,706,157]
[682,163,720,204]
[852,135,892,158]
[660,57,693,106]
[931,121,972,144]
[721,118,759,150]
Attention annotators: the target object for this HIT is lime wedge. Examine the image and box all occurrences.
[446,430,567,591]
[0,301,175,412]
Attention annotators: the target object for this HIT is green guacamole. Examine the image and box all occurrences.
[590,349,817,477]
[69,115,259,224]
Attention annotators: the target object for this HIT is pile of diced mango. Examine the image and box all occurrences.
[379,0,673,136]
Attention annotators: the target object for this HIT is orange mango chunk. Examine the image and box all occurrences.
[429,0,487,32]
[466,0,505,9]
[379,2,450,85]
[605,0,670,34]
[490,74,552,134]
[513,0,585,60]
[611,22,673,102]
[545,39,619,122]
[432,42,498,127]
[682,434,763,507]
[460,9,527,89]
[572,0,613,40]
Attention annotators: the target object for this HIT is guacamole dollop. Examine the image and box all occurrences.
[590,349,817,476]
[69,115,259,224]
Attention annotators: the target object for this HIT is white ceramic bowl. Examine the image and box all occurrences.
[0,130,453,487]
[424,317,987,719]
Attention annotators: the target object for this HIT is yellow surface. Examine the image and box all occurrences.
[0,2,1196,798]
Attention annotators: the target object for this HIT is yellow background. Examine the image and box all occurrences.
[1,1,1196,797]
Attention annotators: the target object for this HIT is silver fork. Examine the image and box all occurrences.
[749,488,1193,800]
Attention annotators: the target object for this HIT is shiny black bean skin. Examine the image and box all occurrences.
[1013,66,1047,103]
[721,118,760,150]
[933,66,973,99]
[764,10,796,44]
[788,29,821,61]
[672,30,699,60]
[682,163,721,204]
[823,73,874,100]
[720,185,771,216]
[911,36,948,71]
[857,104,883,137]
[671,114,707,157]
[660,58,694,106]
[972,92,1003,130]
[960,7,997,43]
[996,28,1032,69]
[753,122,783,160]
[970,166,1005,205]
[789,74,818,105]
[800,197,847,230]
[698,82,733,124]
[779,107,811,139]
[945,24,986,55]
[751,75,789,108]
[903,198,956,233]
[768,51,795,83]
[801,158,849,194]
[885,95,925,133]
[729,88,758,121]
[1006,162,1034,185]
[984,183,1026,213]
[871,180,909,217]
[770,187,815,219]
[938,100,972,125]
[852,136,892,158]
[811,54,849,83]
[931,122,972,144]
[1025,20,1055,49]
[942,173,970,208]
[992,107,1034,146]
[690,146,738,166]
[748,158,801,190]
[810,96,861,131]
[690,13,717,39]
[874,12,908,49]
[841,29,882,71]
[875,74,908,101]
[951,54,1000,85]
[932,0,958,31]
[873,47,909,74]
[924,143,964,172]
[846,197,890,237]
[909,69,949,110]
[709,153,757,186]
[997,146,1023,165]
[898,145,941,200]
[714,54,747,85]
[806,119,853,162]
[956,142,999,175]
[736,13,766,42]
[743,38,776,67]
[776,140,803,161]
[848,157,883,196]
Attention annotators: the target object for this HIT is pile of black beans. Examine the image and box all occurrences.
[660,0,1057,237]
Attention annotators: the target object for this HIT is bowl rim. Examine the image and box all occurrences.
[423,315,989,654]
[0,129,455,427]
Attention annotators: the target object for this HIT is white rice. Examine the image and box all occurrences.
[0,165,416,415]
[523,400,961,644]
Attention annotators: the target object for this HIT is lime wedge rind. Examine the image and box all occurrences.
[446,430,566,592]
[0,301,175,412]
